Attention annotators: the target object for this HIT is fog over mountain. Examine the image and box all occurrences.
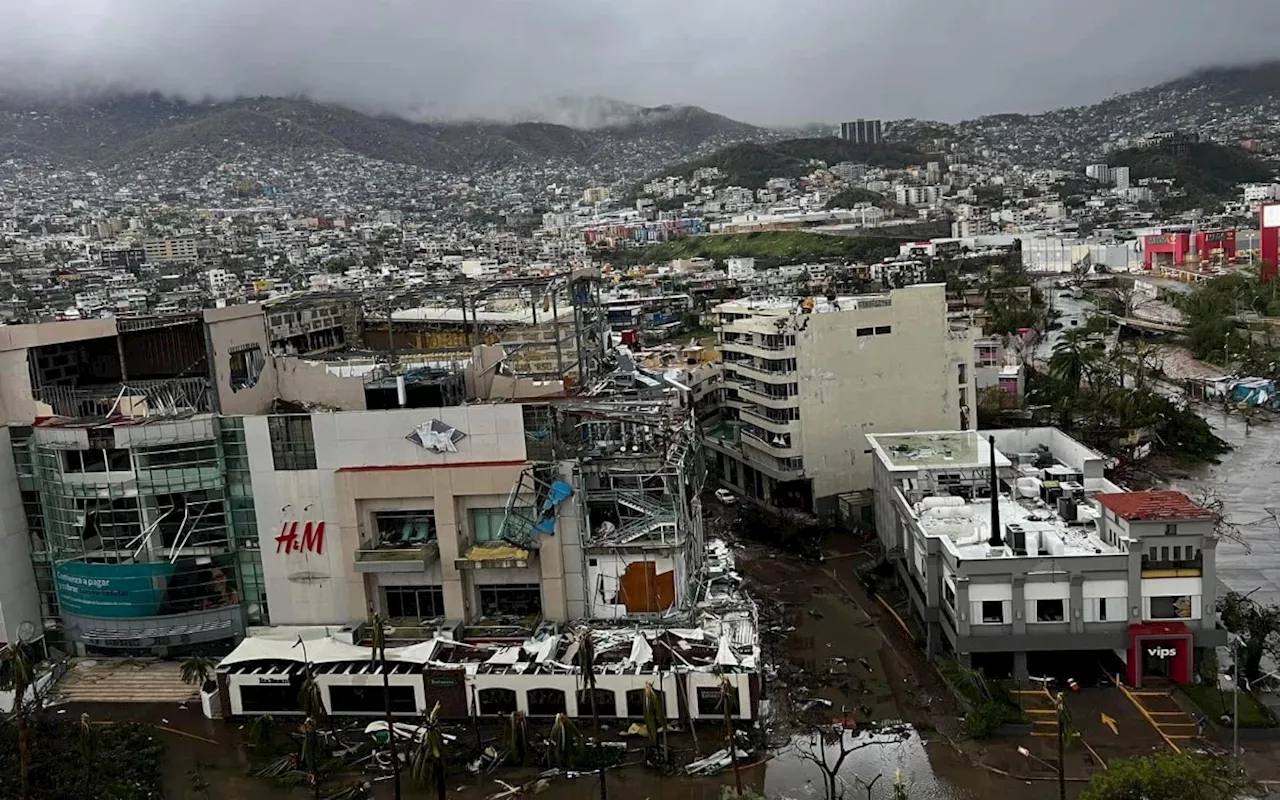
[3,0,1280,124]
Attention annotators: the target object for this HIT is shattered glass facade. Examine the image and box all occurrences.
[14,416,265,655]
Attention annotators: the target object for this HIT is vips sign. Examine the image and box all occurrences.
[54,561,177,618]
[1147,646,1178,659]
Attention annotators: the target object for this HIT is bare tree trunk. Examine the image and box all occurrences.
[17,710,31,800]
[382,651,402,800]
[589,690,607,800]
[723,687,742,797]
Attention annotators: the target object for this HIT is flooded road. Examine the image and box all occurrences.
[1171,408,1280,607]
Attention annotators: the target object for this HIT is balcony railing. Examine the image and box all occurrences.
[741,428,799,457]
[731,361,796,384]
[736,385,798,409]
[354,541,440,573]
[740,407,799,434]
[1141,557,1203,577]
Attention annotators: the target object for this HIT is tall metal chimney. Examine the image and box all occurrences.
[987,434,1003,547]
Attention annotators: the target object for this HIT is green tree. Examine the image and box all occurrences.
[1217,590,1280,685]
[1080,752,1247,800]
[180,655,216,691]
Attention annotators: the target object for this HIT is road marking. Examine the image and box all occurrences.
[1116,675,1181,753]
[1100,712,1119,735]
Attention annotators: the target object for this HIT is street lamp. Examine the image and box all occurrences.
[1017,740,1066,800]
[1225,634,1242,760]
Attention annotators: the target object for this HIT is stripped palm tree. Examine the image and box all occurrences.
[641,682,667,762]
[370,613,402,800]
[0,641,36,800]
[408,702,449,800]
[509,710,532,767]
[547,713,582,769]
[719,676,743,797]
[573,627,608,800]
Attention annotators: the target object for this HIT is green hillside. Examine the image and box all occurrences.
[653,137,932,190]
[1108,142,1274,211]
[608,230,903,268]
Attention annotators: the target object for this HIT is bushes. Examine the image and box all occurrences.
[963,701,1011,739]
[0,719,164,799]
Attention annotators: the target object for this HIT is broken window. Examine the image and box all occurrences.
[384,585,444,620]
[577,688,617,717]
[696,685,739,716]
[62,448,130,473]
[625,688,666,718]
[1035,599,1065,622]
[526,688,567,716]
[478,584,541,617]
[471,507,534,544]
[478,687,518,715]
[268,415,317,471]
[374,511,436,547]
[228,344,265,392]
[330,685,415,714]
[1150,595,1192,619]
[981,600,1004,624]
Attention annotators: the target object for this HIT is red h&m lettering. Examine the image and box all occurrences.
[276,521,325,555]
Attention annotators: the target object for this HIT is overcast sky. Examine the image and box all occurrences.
[2,0,1279,125]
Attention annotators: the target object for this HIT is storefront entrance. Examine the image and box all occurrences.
[1126,622,1192,688]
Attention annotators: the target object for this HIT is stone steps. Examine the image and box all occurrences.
[49,660,199,705]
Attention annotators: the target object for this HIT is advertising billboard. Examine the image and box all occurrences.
[54,560,176,618]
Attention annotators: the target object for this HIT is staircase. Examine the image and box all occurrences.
[50,659,198,705]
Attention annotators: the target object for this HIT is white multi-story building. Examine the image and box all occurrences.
[726,257,756,280]
[706,284,976,515]
[869,428,1226,685]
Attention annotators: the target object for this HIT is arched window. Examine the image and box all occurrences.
[477,687,517,715]
[526,687,568,716]
[576,688,617,718]
[625,687,667,718]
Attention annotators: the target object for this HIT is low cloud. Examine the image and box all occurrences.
[0,0,1277,124]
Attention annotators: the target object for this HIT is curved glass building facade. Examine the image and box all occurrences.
[14,416,266,655]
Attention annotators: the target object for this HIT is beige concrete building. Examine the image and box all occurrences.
[706,284,977,514]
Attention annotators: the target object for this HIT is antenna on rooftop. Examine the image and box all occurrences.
[988,435,1003,548]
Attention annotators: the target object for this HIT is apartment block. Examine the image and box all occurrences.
[706,284,976,515]
[869,428,1226,686]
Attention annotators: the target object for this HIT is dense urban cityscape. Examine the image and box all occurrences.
[4,24,1280,800]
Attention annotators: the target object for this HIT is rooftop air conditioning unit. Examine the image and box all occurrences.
[332,622,366,645]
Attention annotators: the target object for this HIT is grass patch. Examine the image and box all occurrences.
[1182,683,1277,728]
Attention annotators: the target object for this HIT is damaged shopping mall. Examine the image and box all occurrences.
[0,271,759,722]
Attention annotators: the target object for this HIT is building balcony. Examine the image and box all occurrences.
[354,541,441,573]
[1140,558,1203,578]
[720,339,795,360]
[740,407,799,435]
[736,385,799,410]
[454,542,534,570]
[741,428,800,457]
[729,361,796,384]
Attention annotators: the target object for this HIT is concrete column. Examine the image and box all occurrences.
[433,500,468,621]
[1200,537,1219,628]
[955,578,971,637]
[1013,650,1029,682]
[1127,546,1143,624]
[1070,575,1085,634]
[1012,577,1027,635]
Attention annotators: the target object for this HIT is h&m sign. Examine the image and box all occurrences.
[1147,646,1177,659]
[276,521,326,555]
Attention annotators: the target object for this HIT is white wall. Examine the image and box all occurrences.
[246,406,531,626]
[0,427,40,645]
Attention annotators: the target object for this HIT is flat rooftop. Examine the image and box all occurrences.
[917,494,1117,560]
[870,431,1011,470]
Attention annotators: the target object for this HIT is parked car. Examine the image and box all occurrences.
[714,488,736,505]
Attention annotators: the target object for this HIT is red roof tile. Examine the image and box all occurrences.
[1095,491,1216,522]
